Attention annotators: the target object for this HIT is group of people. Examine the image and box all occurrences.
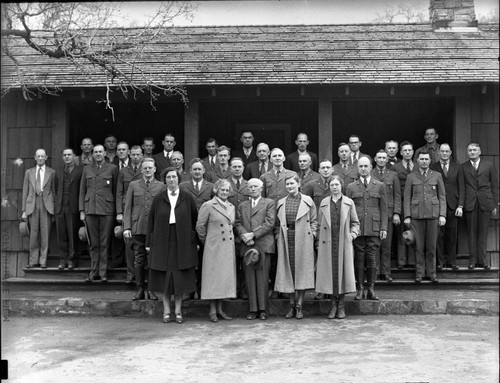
[21,127,498,323]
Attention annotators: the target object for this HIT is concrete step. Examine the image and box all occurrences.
[22,267,129,280]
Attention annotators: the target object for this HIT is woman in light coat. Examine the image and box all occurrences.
[316,176,360,319]
[196,179,236,322]
[275,174,317,319]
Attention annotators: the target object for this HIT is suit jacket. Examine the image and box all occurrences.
[228,178,250,211]
[235,197,276,254]
[459,159,499,212]
[371,168,401,217]
[54,164,84,215]
[202,155,219,173]
[232,147,258,166]
[386,156,401,170]
[205,166,231,183]
[153,151,173,180]
[392,161,417,198]
[22,166,56,215]
[179,179,214,210]
[430,161,464,211]
[302,177,331,210]
[346,178,388,236]
[259,168,297,202]
[123,178,165,235]
[348,152,372,166]
[285,150,318,172]
[116,164,142,214]
[404,170,446,219]
[243,160,269,180]
[332,163,358,186]
[79,161,119,215]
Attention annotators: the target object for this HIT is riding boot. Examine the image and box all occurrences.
[355,268,365,300]
[366,268,379,301]
[132,267,145,301]
[336,294,346,319]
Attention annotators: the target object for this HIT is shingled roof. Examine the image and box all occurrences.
[1,23,499,89]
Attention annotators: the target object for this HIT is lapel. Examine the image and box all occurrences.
[42,168,52,188]
[29,167,37,187]
[138,178,148,190]
[251,198,264,216]
[94,161,107,175]
[319,198,331,228]
[212,198,233,222]
[296,194,311,220]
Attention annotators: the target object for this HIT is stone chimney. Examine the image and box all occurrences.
[430,0,478,30]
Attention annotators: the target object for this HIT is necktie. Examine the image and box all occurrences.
[195,182,200,193]
[379,168,383,177]
[236,179,241,190]
[65,165,71,175]
[363,177,367,188]
[406,162,411,173]
[473,162,478,171]
[423,170,427,178]
[146,180,150,187]
[276,170,281,178]
[36,166,42,194]
[211,157,215,168]
[353,154,358,163]
[133,166,137,173]
[342,163,347,170]
[260,162,266,175]
[171,190,176,196]
[442,162,448,177]
[120,160,125,169]
[252,199,256,209]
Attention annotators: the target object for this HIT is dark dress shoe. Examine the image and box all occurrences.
[217,311,232,320]
[85,276,92,283]
[58,264,65,270]
[101,277,108,283]
[269,290,279,299]
[452,265,460,271]
[285,306,296,319]
[246,312,258,320]
[259,311,268,320]
[132,289,145,301]
[383,274,393,283]
[68,264,74,270]
[437,264,443,270]
[40,264,47,269]
[209,313,218,322]
[324,294,331,300]
[397,265,404,270]
[147,291,158,300]
[468,264,475,270]
[430,277,439,283]
[314,293,324,301]
[483,265,491,270]
[415,278,422,283]
[125,278,134,285]
[175,313,184,324]
[295,304,304,319]
[163,313,171,323]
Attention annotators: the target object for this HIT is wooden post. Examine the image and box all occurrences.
[318,97,333,162]
[184,96,199,166]
[454,93,471,164]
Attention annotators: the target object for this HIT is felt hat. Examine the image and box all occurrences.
[78,225,89,243]
[114,225,124,239]
[243,247,261,267]
[19,221,30,237]
[403,229,416,246]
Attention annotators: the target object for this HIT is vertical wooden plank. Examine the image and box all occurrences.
[184,95,199,165]
[17,251,28,276]
[10,220,23,251]
[454,94,471,164]
[318,97,333,162]
[480,89,495,124]
[493,84,499,123]
[51,98,67,170]
[469,86,481,123]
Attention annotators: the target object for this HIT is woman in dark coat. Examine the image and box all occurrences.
[146,167,198,324]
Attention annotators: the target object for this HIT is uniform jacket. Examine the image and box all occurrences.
[459,159,499,212]
[285,150,319,172]
[235,197,276,254]
[123,178,165,235]
[371,168,402,217]
[430,161,464,211]
[116,164,142,214]
[414,143,441,164]
[228,178,250,211]
[204,166,231,183]
[274,194,317,292]
[298,169,321,189]
[147,189,198,271]
[54,164,83,215]
[316,195,359,295]
[22,165,56,215]
[302,177,331,210]
[332,163,359,187]
[259,168,297,201]
[346,178,388,236]
[79,161,119,215]
[202,155,219,173]
[232,147,258,166]
[392,160,417,198]
[404,170,446,219]
[152,151,173,180]
[179,179,214,210]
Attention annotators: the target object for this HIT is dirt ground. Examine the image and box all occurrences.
[1,315,498,383]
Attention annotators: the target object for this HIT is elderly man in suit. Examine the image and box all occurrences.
[116,145,143,283]
[153,133,176,180]
[430,143,464,270]
[392,141,417,269]
[243,142,271,180]
[459,143,498,270]
[55,148,83,270]
[180,158,214,299]
[404,151,447,283]
[385,140,400,169]
[371,150,401,282]
[22,148,56,268]
[346,157,388,300]
[333,143,358,189]
[235,178,276,320]
[170,151,191,181]
[123,158,164,301]
[232,131,258,166]
[80,144,119,282]
[285,133,318,172]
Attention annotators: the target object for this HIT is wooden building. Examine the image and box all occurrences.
[1,0,499,278]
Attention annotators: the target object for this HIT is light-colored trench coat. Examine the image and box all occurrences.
[315,195,360,295]
[275,193,317,293]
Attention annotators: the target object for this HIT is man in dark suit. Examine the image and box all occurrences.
[392,141,417,269]
[179,158,214,299]
[371,150,401,282]
[243,142,271,180]
[232,131,258,166]
[333,142,358,190]
[55,148,83,269]
[385,140,400,169]
[21,148,56,268]
[235,178,276,320]
[347,134,371,166]
[153,133,176,180]
[459,143,498,269]
[116,145,143,282]
[404,151,447,283]
[79,144,119,282]
[104,134,118,165]
[303,159,334,210]
[170,151,191,181]
[201,138,219,172]
[123,158,164,301]
[285,133,318,172]
[430,143,464,270]
[347,157,388,301]
[204,145,232,183]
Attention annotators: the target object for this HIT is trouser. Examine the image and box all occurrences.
[85,215,114,277]
[397,221,415,267]
[196,244,204,295]
[436,208,458,267]
[353,236,380,269]
[236,243,247,298]
[412,219,439,278]
[130,235,148,287]
[465,204,491,267]
[110,233,125,267]
[269,252,278,290]
[28,195,52,266]
[377,219,394,275]
[56,205,79,266]
[245,253,271,312]
[124,237,134,279]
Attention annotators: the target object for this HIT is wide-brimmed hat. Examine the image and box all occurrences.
[114,225,123,239]
[403,229,416,246]
[19,221,30,237]
[78,226,89,243]
[244,247,261,267]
